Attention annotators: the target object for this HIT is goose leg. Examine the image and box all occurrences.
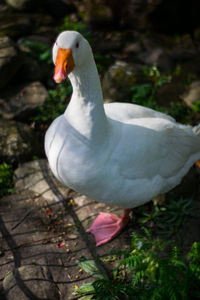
[87,209,131,246]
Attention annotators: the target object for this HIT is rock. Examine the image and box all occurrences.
[0,37,22,89]
[155,82,185,109]
[3,265,60,300]
[6,0,36,10]
[14,159,70,202]
[67,0,113,27]
[169,34,197,61]
[170,48,197,62]
[117,0,161,29]
[18,56,44,82]
[138,48,174,72]
[82,0,113,27]
[94,31,125,53]
[183,81,200,108]
[0,120,40,164]
[180,55,200,80]
[73,0,160,29]
[0,13,32,39]
[124,41,144,55]
[102,61,142,102]
[17,32,55,83]
[0,82,48,120]
[42,0,76,18]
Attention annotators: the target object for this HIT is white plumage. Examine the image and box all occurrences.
[45,31,200,245]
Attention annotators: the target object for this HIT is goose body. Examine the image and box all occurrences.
[45,31,200,245]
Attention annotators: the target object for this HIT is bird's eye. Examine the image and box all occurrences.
[76,42,79,48]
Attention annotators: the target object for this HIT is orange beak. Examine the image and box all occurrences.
[54,48,75,83]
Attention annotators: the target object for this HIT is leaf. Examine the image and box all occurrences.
[57,241,65,248]
[72,282,95,295]
[77,257,104,279]
[79,295,94,300]
[171,259,187,269]
[46,208,53,216]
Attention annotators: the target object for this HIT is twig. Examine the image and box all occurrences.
[11,209,34,231]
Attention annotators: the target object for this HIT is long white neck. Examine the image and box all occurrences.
[64,56,108,144]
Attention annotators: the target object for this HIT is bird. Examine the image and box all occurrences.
[45,31,200,246]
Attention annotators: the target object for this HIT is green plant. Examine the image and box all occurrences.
[131,65,171,112]
[58,16,91,41]
[185,73,197,87]
[33,82,72,123]
[192,100,200,113]
[94,53,112,75]
[131,83,163,111]
[21,40,52,64]
[0,163,14,196]
[141,65,172,87]
[156,196,195,237]
[131,65,192,123]
[167,101,191,122]
[74,230,200,300]
[141,65,161,78]
[173,64,182,76]
[134,196,195,238]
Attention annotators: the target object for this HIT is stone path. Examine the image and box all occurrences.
[0,160,131,299]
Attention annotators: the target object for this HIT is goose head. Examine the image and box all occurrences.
[53,31,93,83]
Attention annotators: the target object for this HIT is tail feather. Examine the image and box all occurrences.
[196,160,200,168]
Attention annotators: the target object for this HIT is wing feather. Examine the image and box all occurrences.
[110,117,200,181]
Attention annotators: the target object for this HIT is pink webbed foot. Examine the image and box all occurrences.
[87,209,131,246]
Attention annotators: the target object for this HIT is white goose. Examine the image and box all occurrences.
[45,31,200,246]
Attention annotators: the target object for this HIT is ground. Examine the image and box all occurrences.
[0,161,200,299]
